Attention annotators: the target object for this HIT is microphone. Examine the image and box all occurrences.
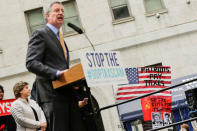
[67,23,95,51]
[67,23,83,34]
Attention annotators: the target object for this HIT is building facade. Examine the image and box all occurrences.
[0,0,197,130]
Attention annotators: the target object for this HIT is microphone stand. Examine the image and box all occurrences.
[82,32,101,130]
[68,23,100,129]
[83,33,95,51]
[67,23,95,51]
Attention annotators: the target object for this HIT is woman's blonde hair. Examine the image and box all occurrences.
[13,81,28,98]
[181,123,189,131]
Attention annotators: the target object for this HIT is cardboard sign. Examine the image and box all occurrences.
[116,66,171,101]
[0,99,16,116]
[80,51,128,86]
[141,96,172,129]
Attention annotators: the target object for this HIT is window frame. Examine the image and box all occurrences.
[143,0,167,17]
[25,7,45,36]
[108,0,134,25]
[62,0,83,37]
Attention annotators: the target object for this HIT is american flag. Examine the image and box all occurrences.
[116,67,171,101]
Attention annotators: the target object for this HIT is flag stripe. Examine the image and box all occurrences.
[117,91,171,95]
[118,86,168,90]
[116,94,172,100]
[138,71,171,74]
[138,81,171,84]
[139,76,171,79]
[117,93,172,97]
[117,88,171,92]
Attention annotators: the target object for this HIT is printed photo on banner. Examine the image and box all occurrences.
[80,51,128,86]
[151,112,163,129]
[163,112,172,126]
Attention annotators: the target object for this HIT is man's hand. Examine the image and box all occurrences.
[78,98,88,108]
[40,122,47,131]
[59,69,68,76]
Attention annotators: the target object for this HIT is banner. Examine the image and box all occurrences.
[0,99,16,116]
[116,66,171,100]
[141,96,172,129]
[80,51,128,86]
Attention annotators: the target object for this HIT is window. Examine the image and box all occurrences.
[144,0,167,15]
[25,8,45,34]
[109,0,133,23]
[62,1,82,35]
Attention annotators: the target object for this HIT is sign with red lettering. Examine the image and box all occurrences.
[0,99,16,116]
[141,96,172,129]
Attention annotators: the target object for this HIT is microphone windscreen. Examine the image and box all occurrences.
[67,23,83,34]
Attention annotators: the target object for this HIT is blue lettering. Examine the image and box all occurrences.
[86,53,92,67]
[99,53,104,67]
[95,53,101,67]
[90,53,97,67]
[113,52,119,66]
[104,53,110,66]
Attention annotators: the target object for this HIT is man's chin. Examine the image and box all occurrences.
[57,23,64,28]
[59,22,64,25]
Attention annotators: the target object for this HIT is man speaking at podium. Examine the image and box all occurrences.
[26,1,86,131]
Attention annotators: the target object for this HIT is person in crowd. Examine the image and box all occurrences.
[10,81,47,131]
[191,120,197,131]
[26,1,85,131]
[180,123,189,131]
[0,85,16,131]
[74,86,98,131]
[0,85,4,100]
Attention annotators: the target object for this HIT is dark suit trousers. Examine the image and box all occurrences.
[40,89,86,131]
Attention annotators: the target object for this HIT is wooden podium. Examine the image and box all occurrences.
[52,63,85,89]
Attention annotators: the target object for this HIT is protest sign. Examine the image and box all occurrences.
[141,96,172,129]
[114,66,172,129]
[80,51,128,86]
[0,99,15,116]
[116,66,171,100]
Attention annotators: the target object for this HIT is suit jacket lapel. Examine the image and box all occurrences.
[45,26,63,51]
[45,26,69,68]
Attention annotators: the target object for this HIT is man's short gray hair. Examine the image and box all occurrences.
[45,1,63,14]
[45,1,63,22]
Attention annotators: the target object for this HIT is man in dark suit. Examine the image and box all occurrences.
[26,1,86,131]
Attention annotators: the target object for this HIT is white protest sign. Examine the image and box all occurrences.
[80,51,128,86]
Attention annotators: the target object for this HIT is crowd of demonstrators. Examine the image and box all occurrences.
[0,85,16,131]
[10,81,47,131]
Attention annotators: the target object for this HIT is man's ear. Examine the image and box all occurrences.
[45,13,49,19]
